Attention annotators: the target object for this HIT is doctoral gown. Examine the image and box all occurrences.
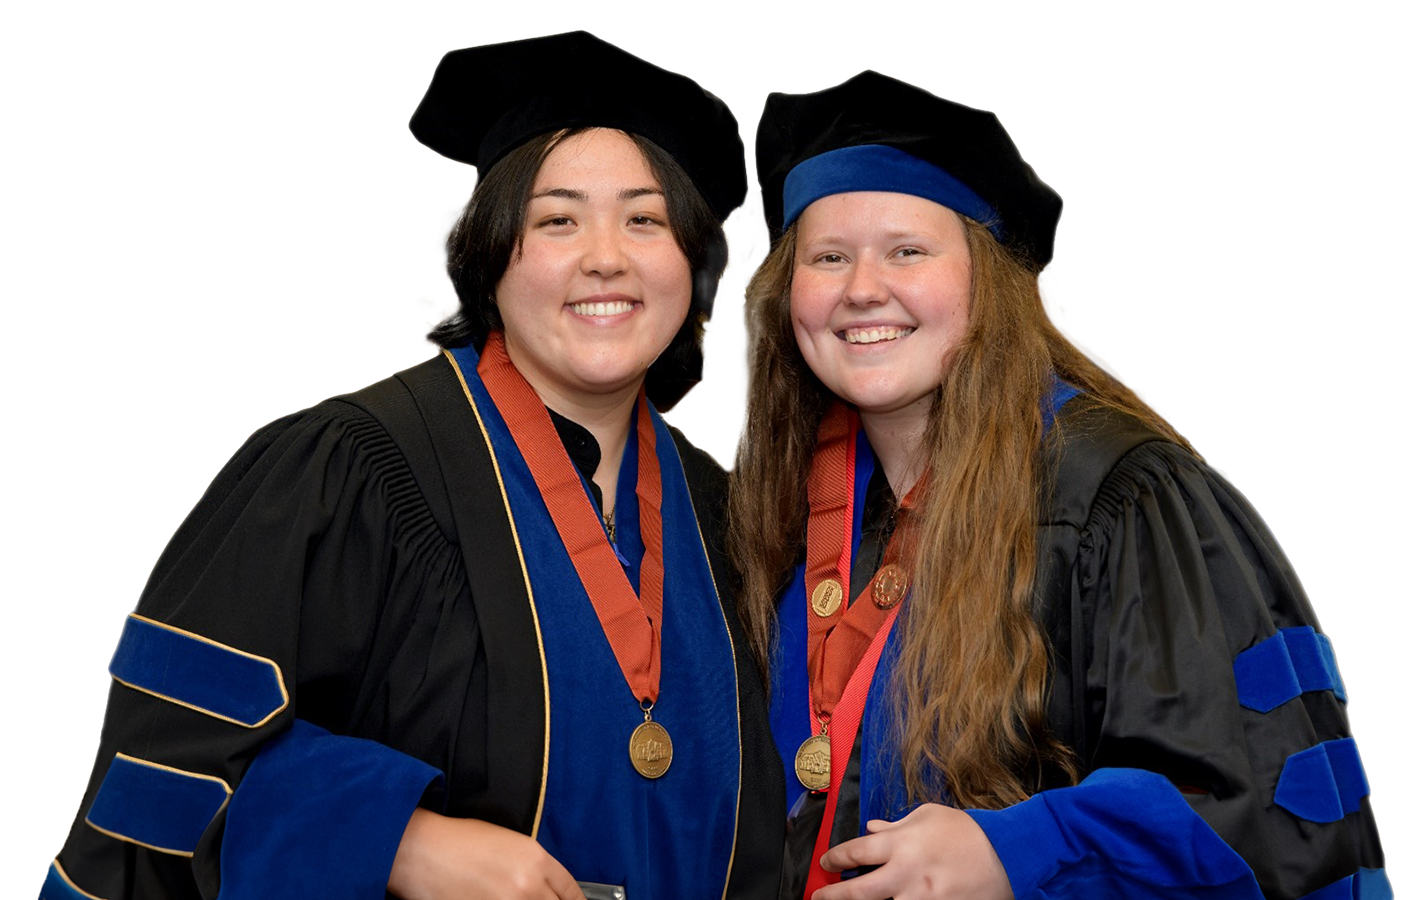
[771,395,1387,900]
[43,351,783,900]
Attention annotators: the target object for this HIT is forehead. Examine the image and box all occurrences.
[532,128,660,191]
[797,191,963,239]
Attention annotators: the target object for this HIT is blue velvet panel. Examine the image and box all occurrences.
[1233,626,1345,713]
[85,753,230,855]
[1297,868,1393,900]
[450,343,743,898]
[40,860,102,900]
[782,144,1001,232]
[1273,738,1370,823]
[108,614,287,727]
[218,719,442,900]
[966,769,1262,899]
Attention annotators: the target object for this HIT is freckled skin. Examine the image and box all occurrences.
[790,191,971,424]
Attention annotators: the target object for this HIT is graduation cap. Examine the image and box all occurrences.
[756,70,1061,268]
[410,31,747,223]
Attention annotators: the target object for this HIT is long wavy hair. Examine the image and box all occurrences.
[728,217,1191,809]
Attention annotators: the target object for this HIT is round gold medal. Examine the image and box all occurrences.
[872,563,908,609]
[629,721,673,779]
[811,579,844,618]
[794,733,832,791]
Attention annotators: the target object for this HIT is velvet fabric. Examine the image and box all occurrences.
[771,396,1386,900]
[756,69,1061,266]
[782,145,1000,234]
[966,769,1260,899]
[409,31,746,223]
[1233,626,1346,713]
[1273,738,1370,823]
[218,720,441,900]
[450,343,743,896]
[108,614,286,728]
[86,755,231,856]
[45,355,783,900]
[41,862,91,900]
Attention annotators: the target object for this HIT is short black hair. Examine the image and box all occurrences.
[429,128,727,410]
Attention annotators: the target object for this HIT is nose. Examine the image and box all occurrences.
[843,259,888,307]
[580,222,629,279]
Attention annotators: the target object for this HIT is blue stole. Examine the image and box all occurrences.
[449,345,741,897]
[771,384,1081,828]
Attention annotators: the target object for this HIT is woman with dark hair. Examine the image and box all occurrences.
[43,32,781,900]
[731,71,1385,900]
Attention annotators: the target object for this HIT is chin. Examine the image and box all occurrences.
[842,384,938,418]
[569,362,647,394]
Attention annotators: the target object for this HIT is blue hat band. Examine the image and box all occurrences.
[782,144,1001,236]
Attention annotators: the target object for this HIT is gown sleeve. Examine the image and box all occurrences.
[43,401,456,900]
[967,440,1387,900]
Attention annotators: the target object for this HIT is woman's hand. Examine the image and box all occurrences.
[812,803,1013,900]
[388,808,584,900]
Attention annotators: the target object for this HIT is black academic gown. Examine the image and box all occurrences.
[45,355,783,900]
[775,397,1385,899]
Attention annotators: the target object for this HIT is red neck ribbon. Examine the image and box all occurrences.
[802,401,918,898]
[478,331,665,706]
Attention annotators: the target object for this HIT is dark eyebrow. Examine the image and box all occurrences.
[619,187,663,201]
[530,188,587,201]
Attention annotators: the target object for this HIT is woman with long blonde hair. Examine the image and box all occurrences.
[731,70,1385,900]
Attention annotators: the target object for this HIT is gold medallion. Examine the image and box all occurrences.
[811,579,844,618]
[794,733,832,791]
[872,563,908,609]
[629,720,673,779]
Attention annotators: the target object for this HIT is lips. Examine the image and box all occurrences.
[840,325,916,344]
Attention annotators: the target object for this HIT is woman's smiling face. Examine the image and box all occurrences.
[495,128,693,408]
[790,191,972,422]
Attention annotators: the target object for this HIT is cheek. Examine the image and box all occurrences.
[789,276,831,333]
[650,249,693,298]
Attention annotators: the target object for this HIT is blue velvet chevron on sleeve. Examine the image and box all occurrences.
[965,769,1264,900]
[217,720,442,900]
[1233,627,1346,714]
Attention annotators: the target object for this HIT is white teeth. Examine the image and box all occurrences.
[843,326,915,344]
[570,300,634,317]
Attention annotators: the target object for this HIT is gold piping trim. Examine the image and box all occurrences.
[48,859,108,900]
[111,614,289,729]
[666,435,743,900]
[444,349,551,837]
[83,752,233,857]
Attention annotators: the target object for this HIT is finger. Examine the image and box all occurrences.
[811,868,897,900]
[546,861,585,900]
[819,833,890,873]
[864,818,893,833]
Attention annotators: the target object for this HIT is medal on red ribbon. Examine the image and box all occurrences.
[478,331,672,778]
[797,403,922,899]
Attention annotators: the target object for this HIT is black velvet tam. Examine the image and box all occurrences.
[410,31,746,223]
[757,70,1062,268]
